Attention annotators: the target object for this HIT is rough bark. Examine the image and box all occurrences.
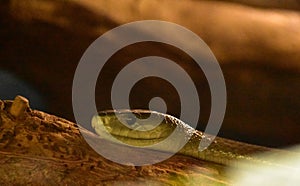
[0,97,228,185]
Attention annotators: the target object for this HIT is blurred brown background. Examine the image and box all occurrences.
[0,0,300,147]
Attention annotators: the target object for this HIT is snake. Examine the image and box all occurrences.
[91,109,300,167]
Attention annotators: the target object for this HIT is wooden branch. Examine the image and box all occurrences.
[0,96,229,185]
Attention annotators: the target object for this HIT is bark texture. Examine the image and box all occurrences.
[0,97,228,185]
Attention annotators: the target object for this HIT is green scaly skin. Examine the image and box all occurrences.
[91,109,298,167]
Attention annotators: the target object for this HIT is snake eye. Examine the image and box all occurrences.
[123,115,136,126]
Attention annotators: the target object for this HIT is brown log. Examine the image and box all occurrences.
[7,0,300,71]
[72,0,300,71]
[0,97,229,185]
[203,0,300,11]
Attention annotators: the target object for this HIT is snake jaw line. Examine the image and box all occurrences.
[91,110,300,168]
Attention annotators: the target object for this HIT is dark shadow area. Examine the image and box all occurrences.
[0,0,119,116]
[1,0,300,148]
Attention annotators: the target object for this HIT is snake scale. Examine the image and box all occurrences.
[91,109,299,167]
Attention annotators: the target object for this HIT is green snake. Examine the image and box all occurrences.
[91,109,299,167]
